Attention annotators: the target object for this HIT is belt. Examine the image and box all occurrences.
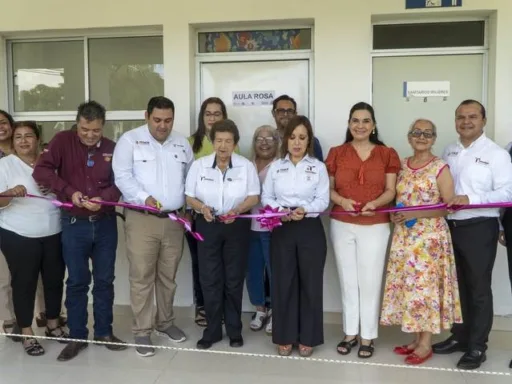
[447,217,496,228]
[130,208,179,219]
[62,212,109,222]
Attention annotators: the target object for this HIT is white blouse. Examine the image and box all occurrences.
[0,155,61,238]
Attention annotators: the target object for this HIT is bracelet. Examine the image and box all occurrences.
[200,204,206,214]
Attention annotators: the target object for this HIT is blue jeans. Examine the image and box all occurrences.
[61,214,118,339]
[246,231,271,307]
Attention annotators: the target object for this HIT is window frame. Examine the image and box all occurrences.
[6,30,163,137]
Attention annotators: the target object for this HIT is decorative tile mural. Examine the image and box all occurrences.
[199,29,311,53]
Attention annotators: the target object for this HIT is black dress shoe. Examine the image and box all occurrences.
[93,335,127,351]
[197,338,213,349]
[57,341,88,362]
[432,337,468,354]
[457,350,486,370]
[229,337,244,348]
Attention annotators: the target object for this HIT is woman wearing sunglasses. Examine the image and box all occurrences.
[380,119,462,365]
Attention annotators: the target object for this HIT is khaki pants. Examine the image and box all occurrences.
[0,250,15,322]
[125,209,184,337]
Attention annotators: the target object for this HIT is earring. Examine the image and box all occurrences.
[372,129,376,134]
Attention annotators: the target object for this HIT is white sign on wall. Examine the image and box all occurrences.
[232,90,275,106]
[403,81,451,98]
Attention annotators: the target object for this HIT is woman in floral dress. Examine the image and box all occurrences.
[380,118,462,365]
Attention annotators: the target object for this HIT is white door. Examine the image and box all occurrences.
[200,59,309,311]
[200,60,310,157]
[372,54,484,158]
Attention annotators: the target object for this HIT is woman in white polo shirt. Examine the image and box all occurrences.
[185,119,260,350]
[0,121,67,356]
[261,115,330,357]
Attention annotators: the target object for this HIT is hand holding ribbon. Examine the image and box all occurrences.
[86,198,204,241]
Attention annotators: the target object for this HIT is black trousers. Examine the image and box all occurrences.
[271,218,327,347]
[0,227,64,329]
[185,219,204,308]
[500,208,512,293]
[448,217,499,352]
[196,216,251,342]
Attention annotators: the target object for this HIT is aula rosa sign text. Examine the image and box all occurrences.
[232,91,275,107]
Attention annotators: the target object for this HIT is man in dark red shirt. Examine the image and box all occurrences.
[33,101,127,362]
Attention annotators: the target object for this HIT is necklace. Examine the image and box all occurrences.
[17,154,38,168]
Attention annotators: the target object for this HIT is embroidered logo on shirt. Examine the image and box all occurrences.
[200,176,215,182]
[446,151,458,157]
[277,168,289,173]
[136,141,150,145]
[475,157,489,165]
[305,165,317,174]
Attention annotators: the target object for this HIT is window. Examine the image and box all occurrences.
[88,37,164,110]
[198,28,312,53]
[373,21,485,50]
[38,120,145,144]
[12,41,85,112]
[8,35,163,141]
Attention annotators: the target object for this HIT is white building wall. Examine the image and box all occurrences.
[0,0,511,317]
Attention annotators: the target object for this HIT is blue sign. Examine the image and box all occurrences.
[406,0,462,9]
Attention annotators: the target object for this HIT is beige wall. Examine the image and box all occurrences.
[1,0,511,316]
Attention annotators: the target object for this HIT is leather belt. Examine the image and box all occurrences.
[130,208,179,219]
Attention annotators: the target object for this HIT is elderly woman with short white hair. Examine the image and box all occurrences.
[247,125,279,334]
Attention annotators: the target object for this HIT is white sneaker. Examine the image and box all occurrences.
[250,310,267,331]
[265,311,272,335]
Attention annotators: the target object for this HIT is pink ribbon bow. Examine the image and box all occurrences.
[256,205,283,231]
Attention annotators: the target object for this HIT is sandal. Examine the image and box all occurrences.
[358,341,375,359]
[337,337,358,355]
[299,344,313,357]
[2,321,22,343]
[277,344,292,356]
[46,325,70,344]
[23,338,45,356]
[36,313,67,328]
[195,306,207,327]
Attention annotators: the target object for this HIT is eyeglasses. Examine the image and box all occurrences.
[256,136,276,144]
[274,108,296,116]
[87,151,95,167]
[409,130,436,139]
[205,112,223,118]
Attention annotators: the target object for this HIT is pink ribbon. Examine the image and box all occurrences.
[0,193,74,209]
[256,206,283,231]
[221,202,512,223]
[86,199,204,241]
[0,193,203,241]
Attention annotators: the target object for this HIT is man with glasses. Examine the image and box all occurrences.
[271,95,323,160]
[433,99,512,370]
[33,101,127,362]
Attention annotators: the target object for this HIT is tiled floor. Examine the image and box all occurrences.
[0,313,511,384]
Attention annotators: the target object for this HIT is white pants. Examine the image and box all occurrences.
[330,220,390,340]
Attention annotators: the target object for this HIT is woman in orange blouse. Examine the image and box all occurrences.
[325,102,400,359]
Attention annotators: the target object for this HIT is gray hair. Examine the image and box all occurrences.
[408,118,437,135]
[252,125,279,159]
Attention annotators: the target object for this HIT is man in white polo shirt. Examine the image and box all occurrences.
[112,96,194,357]
[432,99,512,370]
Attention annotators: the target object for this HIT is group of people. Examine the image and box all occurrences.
[0,94,511,370]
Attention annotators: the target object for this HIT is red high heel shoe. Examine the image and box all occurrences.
[393,345,415,355]
[405,349,433,365]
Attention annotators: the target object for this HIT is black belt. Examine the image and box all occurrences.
[447,217,496,228]
[62,212,110,222]
[129,208,179,219]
